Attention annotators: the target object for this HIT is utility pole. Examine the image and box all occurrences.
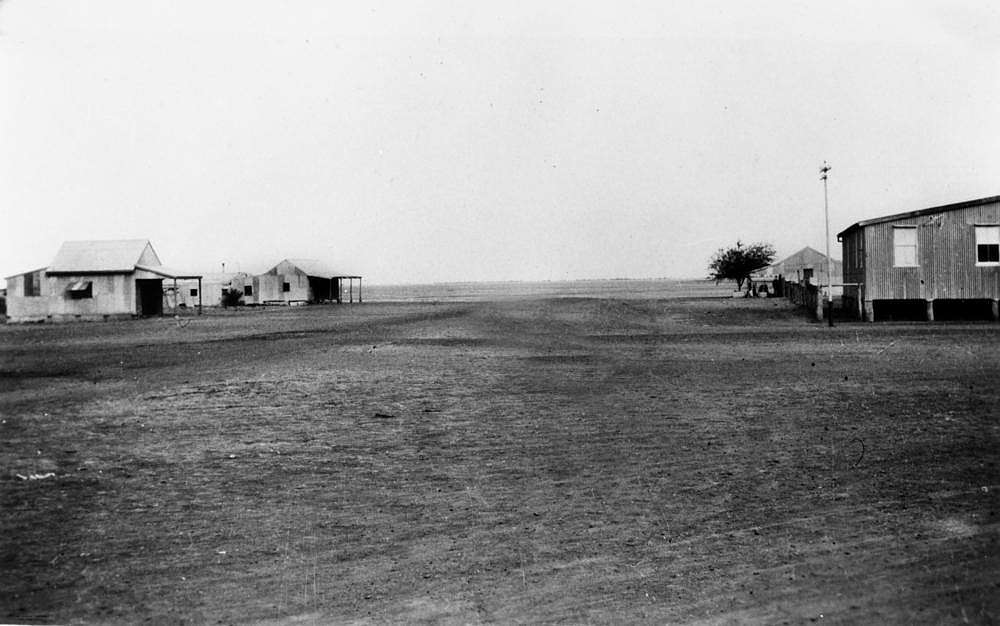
[820,162,833,327]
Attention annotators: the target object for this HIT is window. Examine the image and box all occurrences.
[66,280,92,299]
[244,285,253,296]
[282,282,291,292]
[802,268,814,283]
[976,226,1000,265]
[190,288,198,297]
[23,272,40,297]
[893,227,918,267]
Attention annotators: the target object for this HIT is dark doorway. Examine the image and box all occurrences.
[136,279,163,317]
[307,276,332,303]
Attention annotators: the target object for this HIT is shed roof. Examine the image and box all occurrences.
[48,239,159,273]
[837,194,1000,239]
[281,258,359,278]
[193,272,248,282]
[771,247,842,269]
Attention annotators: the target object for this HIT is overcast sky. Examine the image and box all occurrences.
[2,1,998,284]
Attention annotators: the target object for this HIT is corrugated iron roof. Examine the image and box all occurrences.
[771,247,842,268]
[837,194,1000,238]
[48,239,158,273]
[283,258,343,278]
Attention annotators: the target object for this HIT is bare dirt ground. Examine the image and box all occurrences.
[1,297,998,624]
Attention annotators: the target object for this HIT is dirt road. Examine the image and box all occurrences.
[2,297,998,623]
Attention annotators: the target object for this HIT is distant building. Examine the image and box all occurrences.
[749,246,842,300]
[764,246,843,287]
[5,239,202,323]
[257,259,362,304]
[165,272,255,308]
[837,194,1000,321]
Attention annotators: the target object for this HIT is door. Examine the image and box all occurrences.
[136,279,163,316]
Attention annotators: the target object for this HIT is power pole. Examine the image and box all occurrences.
[820,162,833,327]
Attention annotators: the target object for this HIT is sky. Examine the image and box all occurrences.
[1,1,998,285]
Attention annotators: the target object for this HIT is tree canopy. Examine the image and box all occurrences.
[708,241,776,291]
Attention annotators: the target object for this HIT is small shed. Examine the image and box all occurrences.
[5,239,202,323]
[257,259,362,305]
[764,246,843,287]
[165,272,255,308]
[837,194,1000,321]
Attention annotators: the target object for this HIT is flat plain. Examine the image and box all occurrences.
[1,296,998,624]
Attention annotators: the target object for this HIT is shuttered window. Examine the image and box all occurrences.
[976,225,1000,265]
[893,227,918,267]
[66,280,93,299]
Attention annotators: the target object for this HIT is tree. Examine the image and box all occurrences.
[221,287,244,308]
[708,240,776,292]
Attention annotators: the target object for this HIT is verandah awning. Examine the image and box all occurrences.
[134,264,203,280]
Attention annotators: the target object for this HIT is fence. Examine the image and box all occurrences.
[784,281,825,320]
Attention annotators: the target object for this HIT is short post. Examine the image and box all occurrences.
[992,299,999,322]
[925,299,934,322]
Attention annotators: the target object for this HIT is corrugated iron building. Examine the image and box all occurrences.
[837,195,1000,321]
[257,259,362,304]
[5,240,202,323]
[763,246,843,287]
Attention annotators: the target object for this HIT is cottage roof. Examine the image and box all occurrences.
[837,194,1000,239]
[49,239,159,273]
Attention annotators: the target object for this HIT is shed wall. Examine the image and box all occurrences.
[260,261,311,303]
[165,273,254,308]
[862,200,1000,301]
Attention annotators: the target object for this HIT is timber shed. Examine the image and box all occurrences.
[4,239,202,323]
[257,259,362,305]
[837,195,1000,322]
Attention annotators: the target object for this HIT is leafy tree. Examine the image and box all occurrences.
[708,241,776,292]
